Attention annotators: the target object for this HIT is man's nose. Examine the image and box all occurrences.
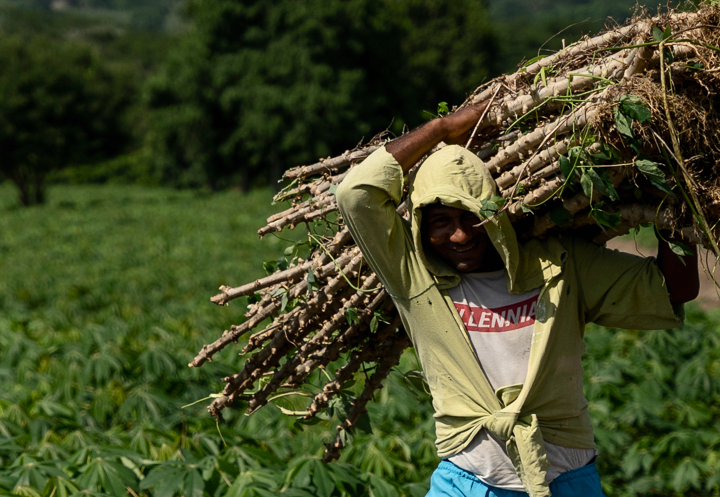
[449,224,473,244]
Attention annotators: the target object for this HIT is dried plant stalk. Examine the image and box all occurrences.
[322,330,412,462]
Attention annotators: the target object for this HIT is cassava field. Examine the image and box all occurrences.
[1,183,720,497]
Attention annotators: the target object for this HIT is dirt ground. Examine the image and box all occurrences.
[606,238,719,311]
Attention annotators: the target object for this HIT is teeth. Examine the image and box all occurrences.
[454,243,476,253]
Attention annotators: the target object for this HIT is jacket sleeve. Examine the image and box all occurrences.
[335,146,434,299]
[567,237,684,330]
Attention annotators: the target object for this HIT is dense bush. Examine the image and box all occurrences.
[0,34,134,206]
[143,0,498,191]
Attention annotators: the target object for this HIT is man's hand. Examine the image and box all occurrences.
[443,102,490,146]
[656,231,700,304]
[386,101,489,173]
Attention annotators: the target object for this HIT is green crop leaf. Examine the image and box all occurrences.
[183,469,205,497]
[664,24,672,40]
[437,102,450,116]
[580,169,594,198]
[370,315,379,333]
[306,269,317,294]
[370,311,390,333]
[672,458,702,493]
[635,159,664,182]
[285,458,312,488]
[597,169,619,201]
[312,462,335,497]
[614,107,634,138]
[580,167,617,201]
[592,206,622,231]
[548,206,572,226]
[344,307,359,325]
[559,155,573,180]
[635,159,674,197]
[263,260,277,274]
[367,474,398,497]
[533,66,549,88]
[652,25,665,42]
[328,397,349,419]
[354,412,373,434]
[479,196,504,217]
[668,241,693,265]
[522,55,545,67]
[618,95,652,123]
[589,150,611,162]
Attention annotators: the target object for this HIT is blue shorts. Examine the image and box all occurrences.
[426,460,606,497]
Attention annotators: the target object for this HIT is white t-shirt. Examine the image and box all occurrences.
[446,270,595,490]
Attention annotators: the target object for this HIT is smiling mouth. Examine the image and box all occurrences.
[451,240,478,253]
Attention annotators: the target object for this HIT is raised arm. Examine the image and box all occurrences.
[385,101,489,172]
[656,233,700,304]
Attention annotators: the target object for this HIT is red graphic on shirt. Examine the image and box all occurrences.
[454,295,538,332]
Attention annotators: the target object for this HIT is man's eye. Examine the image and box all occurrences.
[430,217,449,225]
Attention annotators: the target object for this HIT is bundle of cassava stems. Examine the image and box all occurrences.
[191,4,720,461]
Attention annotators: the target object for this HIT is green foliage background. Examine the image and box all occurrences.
[1,184,719,496]
[142,0,498,191]
[0,0,650,195]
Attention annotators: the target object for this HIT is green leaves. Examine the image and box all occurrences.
[146,0,499,190]
[652,24,673,43]
[75,454,139,497]
[590,204,621,231]
[533,65,552,88]
[614,108,634,138]
[635,159,674,197]
[611,94,675,199]
[580,167,619,202]
[0,184,440,497]
[344,307,359,326]
[370,311,390,334]
[479,195,505,218]
[436,101,450,117]
[306,268,318,294]
[5,184,720,497]
[558,154,574,181]
[585,310,720,496]
[618,95,652,124]
[548,206,572,226]
[614,94,652,139]
[668,240,694,265]
[141,464,204,497]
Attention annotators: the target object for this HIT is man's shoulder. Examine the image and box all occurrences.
[519,234,571,262]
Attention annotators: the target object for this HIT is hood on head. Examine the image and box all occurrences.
[407,145,519,289]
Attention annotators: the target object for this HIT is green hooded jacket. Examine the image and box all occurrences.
[336,145,682,496]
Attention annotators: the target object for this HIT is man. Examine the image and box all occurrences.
[335,102,699,497]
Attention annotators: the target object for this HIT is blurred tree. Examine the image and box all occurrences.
[144,0,498,191]
[0,35,133,205]
[487,0,639,73]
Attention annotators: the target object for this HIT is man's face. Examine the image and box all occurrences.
[422,204,503,273]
